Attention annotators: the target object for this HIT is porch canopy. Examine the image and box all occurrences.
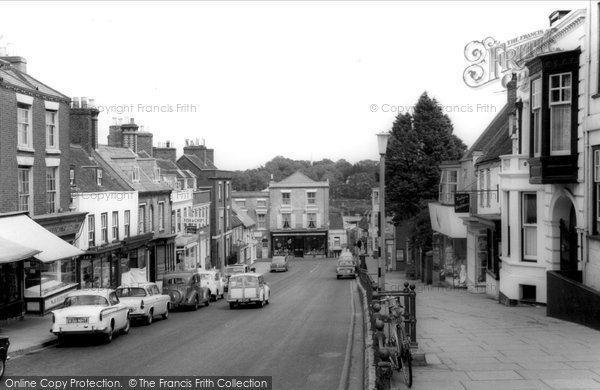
[0,236,40,264]
[0,213,83,263]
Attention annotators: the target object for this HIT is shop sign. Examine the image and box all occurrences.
[454,193,470,213]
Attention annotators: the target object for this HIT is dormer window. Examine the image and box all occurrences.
[154,167,161,182]
[96,168,103,186]
[132,166,140,183]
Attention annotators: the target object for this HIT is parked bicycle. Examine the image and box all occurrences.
[372,294,413,389]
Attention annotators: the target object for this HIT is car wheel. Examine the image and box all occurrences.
[162,306,169,320]
[122,317,131,334]
[0,356,5,380]
[145,310,153,326]
[104,326,114,344]
[336,275,340,279]
[229,302,235,309]
[194,297,200,311]
[205,294,210,307]
[210,293,217,302]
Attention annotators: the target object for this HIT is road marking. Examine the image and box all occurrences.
[309,264,320,273]
[338,281,356,390]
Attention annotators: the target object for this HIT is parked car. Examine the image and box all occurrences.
[336,258,357,279]
[197,270,226,301]
[270,256,289,272]
[0,335,8,380]
[50,289,130,344]
[162,272,209,310]
[227,273,270,309]
[224,264,253,291]
[115,283,170,325]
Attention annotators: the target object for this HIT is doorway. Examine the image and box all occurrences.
[559,204,578,272]
[293,236,304,257]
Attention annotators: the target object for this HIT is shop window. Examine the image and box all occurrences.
[24,259,77,298]
[522,193,537,261]
[0,262,22,310]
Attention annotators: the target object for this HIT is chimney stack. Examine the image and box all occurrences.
[0,56,27,73]
[549,10,570,27]
[70,96,100,153]
[153,140,177,162]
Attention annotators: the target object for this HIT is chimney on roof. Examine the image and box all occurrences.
[70,96,100,153]
[0,55,27,73]
[153,140,177,162]
[549,10,570,27]
[183,140,214,166]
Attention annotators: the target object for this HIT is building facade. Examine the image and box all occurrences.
[232,191,269,258]
[268,172,329,258]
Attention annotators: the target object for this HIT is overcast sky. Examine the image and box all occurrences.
[1,1,588,170]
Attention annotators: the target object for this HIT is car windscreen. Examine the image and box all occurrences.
[164,277,189,285]
[338,260,354,266]
[229,276,258,288]
[65,295,109,307]
[116,287,147,297]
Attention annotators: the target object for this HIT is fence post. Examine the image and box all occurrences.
[409,284,418,348]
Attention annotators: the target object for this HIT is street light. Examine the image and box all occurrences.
[376,131,390,291]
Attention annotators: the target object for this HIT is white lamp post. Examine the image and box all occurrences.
[376,132,390,291]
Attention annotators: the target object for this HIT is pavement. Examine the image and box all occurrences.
[365,257,600,390]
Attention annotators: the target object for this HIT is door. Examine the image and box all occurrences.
[559,205,578,272]
[294,236,304,257]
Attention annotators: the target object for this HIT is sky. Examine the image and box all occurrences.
[0,1,589,170]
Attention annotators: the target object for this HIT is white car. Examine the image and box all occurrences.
[197,270,226,301]
[51,289,130,344]
[115,283,170,325]
[227,273,270,309]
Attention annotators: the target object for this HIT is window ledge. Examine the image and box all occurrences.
[17,145,35,153]
[46,148,61,155]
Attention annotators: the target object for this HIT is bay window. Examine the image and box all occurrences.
[549,73,572,155]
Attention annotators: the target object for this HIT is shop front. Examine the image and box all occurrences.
[149,233,177,284]
[0,213,84,316]
[271,230,328,258]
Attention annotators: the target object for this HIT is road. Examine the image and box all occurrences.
[8,259,360,390]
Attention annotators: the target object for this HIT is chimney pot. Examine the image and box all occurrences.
[81,97,88,108]
[130,118,135,124]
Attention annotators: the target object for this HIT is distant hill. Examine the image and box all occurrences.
[231,156,378,200]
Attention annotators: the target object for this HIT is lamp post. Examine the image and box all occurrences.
[376,132,390,291]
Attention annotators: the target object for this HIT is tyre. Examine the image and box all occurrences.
[336,275,340,279]
[209,290,216,302]
[400,350,413,388]
[205,296,210,307]
[104,325,114,344]
[122,317,131,334]
[229,302,235,309]
[257,299,264,308]
[162,306,169,320]
[194,298,200,311]
[0,356,4,380]
[145,309,153,326]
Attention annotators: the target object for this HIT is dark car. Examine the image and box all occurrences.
[270,256,289,272]
[162,272,210,310]
[0,335,9,380]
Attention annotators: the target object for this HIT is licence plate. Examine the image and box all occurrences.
[67,317,88,324]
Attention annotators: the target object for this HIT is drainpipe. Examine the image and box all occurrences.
[583,3,592,282]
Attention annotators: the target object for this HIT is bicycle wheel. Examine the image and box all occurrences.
[398,327,413,388]
[389,326,401,371]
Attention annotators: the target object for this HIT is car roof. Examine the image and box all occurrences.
[117,283,155,288]
[229,272,262,278]
[68,288,114,298]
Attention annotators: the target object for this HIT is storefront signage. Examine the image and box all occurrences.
[44,222,82,237]
[186,225,198,234]
[454,193,470,213]
[44,286,76,311]
[183,217,204,224]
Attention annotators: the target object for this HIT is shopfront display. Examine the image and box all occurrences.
[271,232,328,258]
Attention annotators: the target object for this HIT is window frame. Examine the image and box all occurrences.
[521,192,538,262]
[17,103,32,149]
[46,167,58,214]
[158,202,165,232]
[101,212,108,244]
[593,146,600,235]
[45,109,58,150]
[124,210,130,239]
[549,72,572,156]
[531,77,542,157]
[112,211,119,241]
[138,205,146,234]
[88,214,95,247]
[18,166,32,213]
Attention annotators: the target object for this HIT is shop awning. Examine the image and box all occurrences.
[0,236,41,264]
[428,202,467,239]
[0,214,83,263]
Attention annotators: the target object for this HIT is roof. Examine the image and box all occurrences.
[180,154,218,170]
[70,145,130,193]
[232,191,268,198]
[269,171,329,188]
[0,214,83,263]
[96,145,172,193]
[466,103,513,165]
[156,158,196,180]
[329,213,344,230]
[230,213,244,228]
[0,58,69,102]
[231,204,256,228]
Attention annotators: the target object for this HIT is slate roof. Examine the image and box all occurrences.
[270,171,329,188]
[156,158,196,180]
[470,103,513,165]
[0,58,69,101]
[231,204,256,228]
[329,213,344,230]
[96,145,172,193]
[180,154,218,170]
[230,213,243,228]
[69,145,129,193]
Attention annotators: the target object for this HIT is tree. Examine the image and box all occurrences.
[385,92,467,250]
